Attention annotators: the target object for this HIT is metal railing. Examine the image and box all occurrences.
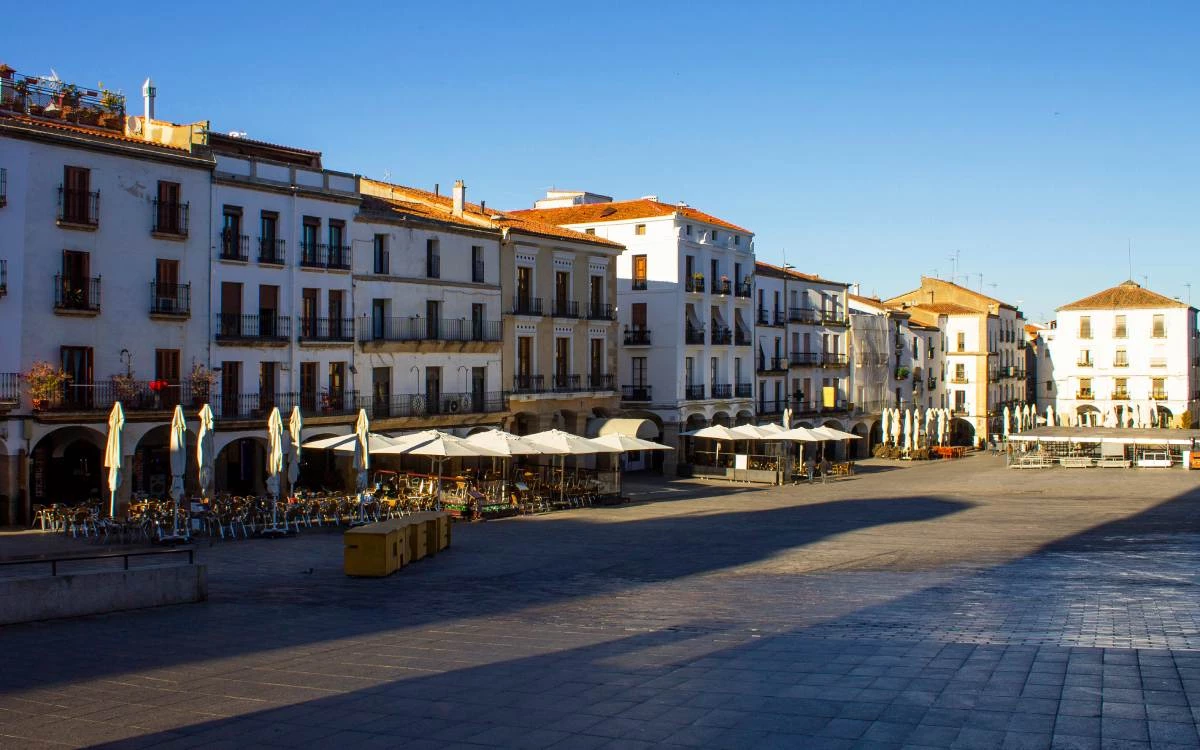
[685,325,705,345]
[735,328,752,346]
[512,374,545,394]
[734,281,752,298]
[624,328,651,345]
[552,299,580,318]
[54,275,100,312]
[951,376,969,384]
[711,327,732,345]
[358,317,502,343]
[1076,359,1093,367]
[714,279,732,295]
[588,302,615,320]
[298,317,355,342]
[149,282,190,316]
[214,313,291,340]
[685,384,706,400]
[1152,390,1168,400]
[686,275,706,293]
[258,237,286,265]
[821,353,848,367]
[0,547,194,577]
[588,373,615,390]
[57,186,98,226]
[757,399,784,415]
[220,232,249,262]
[1,372,21,402]
[552,373,582,392]
[37,379,194,413]
[361,391,507,419]
[512,296,543,315]
[151,200,189,236]
[789,352,821,366]
[631,278,647,291]
[1076,391,1093,400]
[711,383,732,399]
[758,357,788,372]
[735,383,753,398]
[622,385,652,401]
[788,307,819,323]
[299,242,352,270]
[821,311,848,326]
[1112,390,1130,400]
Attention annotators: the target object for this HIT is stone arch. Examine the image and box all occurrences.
[821,418,844,431]
[1076,405,1100,427]
[867,419,883,453]
[31,426,107,504]
[711,411,731,427]
[591,406,616,419]
[509,412,537,436]
[735,410,755,426]
[297,431,341,490]
[1156,405,1174,428]
[215,436,268,496]
[948,417,975,447]
[133,425,199,497]
[850,422,870,459]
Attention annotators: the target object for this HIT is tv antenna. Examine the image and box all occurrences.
[947,250,961,284]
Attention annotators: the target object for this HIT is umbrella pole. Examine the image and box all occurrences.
[109,490,115,519]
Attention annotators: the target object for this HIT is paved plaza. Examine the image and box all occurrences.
[1,454,1199,749]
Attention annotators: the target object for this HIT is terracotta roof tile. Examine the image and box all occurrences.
[512,198,751,234]
[0,112,190,153]
[1057,280,1188,311]
[755,261,847,286]
[908,302,980,315]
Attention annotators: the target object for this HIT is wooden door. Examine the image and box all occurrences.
[155,349,181,407]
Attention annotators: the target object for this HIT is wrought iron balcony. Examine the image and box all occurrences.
[821,311,848,326]
[552,299,580,318]
[359,317,502,343]
[685,275,706,293]
[220,232,249,262]
[685,325,705,345]
[789,352,821,367]
[951,376,969,384]
[711,326,732,345]
[684,384,706,400]
[821,353,848,367]
[54,274,100,313]
[588,302,615,320]
[552,374,582,392]
[214,313,290,341]
[151,200,189,236]
[711,383,732,399]
[298,317,355,342]
[622,385,652,402]
[36,379,196,413]
[57,186,98,227]
[258,237,286,265]
[512,296,543,316]
[734,280,752,298]
[1076,390,1093,400]
[360,391,507,419]
[757,399,784,416]
[632,278,647,291]
[0,372,18,403]
[1076,359,1093,367]
[327,244,351,270]
[588,373,615,390]
[149,282,190,316]
[512,374,545,394]
[735,383,753,398]
[299,242,351,270]
[624,328,651,346]
[758,357,788,373]
[788,306,819,324]
[1152,390,1168,400]
[734,328,751,346]
[715,279,732,295]
[1112,390,1130,400]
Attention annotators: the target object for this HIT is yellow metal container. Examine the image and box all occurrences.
[344,526,393,577]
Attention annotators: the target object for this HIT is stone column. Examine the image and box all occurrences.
[661,421,681,476]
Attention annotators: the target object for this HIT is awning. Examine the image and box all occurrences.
[586,417,658,440]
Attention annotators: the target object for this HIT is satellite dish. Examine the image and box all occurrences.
[125,116,142,134]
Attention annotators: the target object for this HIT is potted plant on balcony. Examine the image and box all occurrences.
[190,363,217,406]
[24,361,71,411]
[895,367,911,381]
[112,372,139,405]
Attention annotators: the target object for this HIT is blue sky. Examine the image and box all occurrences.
[8,1,1198,321]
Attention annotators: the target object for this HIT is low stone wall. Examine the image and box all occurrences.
[0,564,207,626]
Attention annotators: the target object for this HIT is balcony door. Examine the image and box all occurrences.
[517,336,532,386]
[62,250,90,307]
[63,166,90,223]
[631,303,647,332]
[220,282,241,336]
[328,290,344,337]
[259,362,277,413]
[426,300,440,339]
[300,362,317,412]
[221,361,241,416]
[60,346,93,409]
[155,259,179,312]
[555,271,570,310]
[372,299,387,340]
[155,349,180,408]
[328,362,346,411]
[471,303,485,340]
[301,289,318,338]
[425,367,442,414]
[590,338,604,383]
[259,285,279,337]
[555,338,570,383]
[471,367,486,412]
[517,266,533,309]
[372,367,391,418]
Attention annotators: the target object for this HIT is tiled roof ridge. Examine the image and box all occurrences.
[512,197,751,234]
[754,260,847,287]
[0,111,191,153]
[1057,280,1189,311]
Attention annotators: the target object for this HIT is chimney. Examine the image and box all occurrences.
[452,180,465,217]
[142,77,156,122]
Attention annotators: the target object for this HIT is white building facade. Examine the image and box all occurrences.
[1047,281,1199,428]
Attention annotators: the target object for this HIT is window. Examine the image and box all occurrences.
[554,338,570,380]
[956,332,965,352]
[153,259,181,314]
[712,230,719,242]
[1152,377,1166,399]
[373,234,389,274]
[516,336,533,378]
[634,224,646,235]
[471,303,485,340]
[61,166,94,225]
[300,362,317,411]
[1078,377,1092,397]
[301,288,318,336]
[954,363,966,381]
[471,245,484,282]
[591,338,605,378]
[685,357,694,386]
[221,360,241,413]
[301,218,320,265]
[1114,315,1127,338]
[734,235,740,246]
[154,349,181,407]
[631,357,647,386]
[631,302,647,331]
[371,298,387,339]
[1152,314,1166,338]
[372,368,391,417]
[1114,348,1128,367]
[425,367,442,413]
[426,300,441,339]
[632,255,647,290]
[1078,349,1091,366]
[685,224,692,236]
[426,238,440,278]
[1079,316,1092,339]
[328,362,346,409]
[259,211,280,263]
[584,228,595,235]
[154,181,184,235]
[259,362,278,408]
[221,206,243,259]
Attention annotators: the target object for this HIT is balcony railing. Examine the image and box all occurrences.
[789,352,821,367]
[622,385,652,402]
[588,302,615,320]
[552,374,582,392]
[757,399,784,415]
[684,384,706,400]
[758,357,788,373]
[685,325,705,345]
[552,299,580,318]
[1112,390,1130,400]
[512,296,543,316]
[734,328,751,346]
[1076,359,1093,367]
[588,373,615,390]
[0,372,19,403]
[951,376,969,384]
[359,317,502,343]
[37,379,196,413]
[1152,390,1168,400]
[151,200,189,236]
[258,237,286,265]
[220,232,249,262]
[299,243,352,270]
[735,383,753,398]
[685,275,705,293]
[821,312,848,327]
[472,260,485,283]
[734,281,752,298]
[149,282,190,316]
[711,326,732,345]
[360,391,507,419]
[1076,391,1093,400]
[298,317,355,342]
[1113,359,1129,368]
[820,353,848,367]
[512,374,545,394]
[788,307,819,324]
[624,328,651,345]
[216,391,357,420]
[54,275,100,312]
[214,313,291,341]
[711,383,732,399]
[632,278,647,291]
[57,187,98,226]
[426,255,441,279]
[714,279,732,295]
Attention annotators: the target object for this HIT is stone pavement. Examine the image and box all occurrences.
[0,454,1199,749]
